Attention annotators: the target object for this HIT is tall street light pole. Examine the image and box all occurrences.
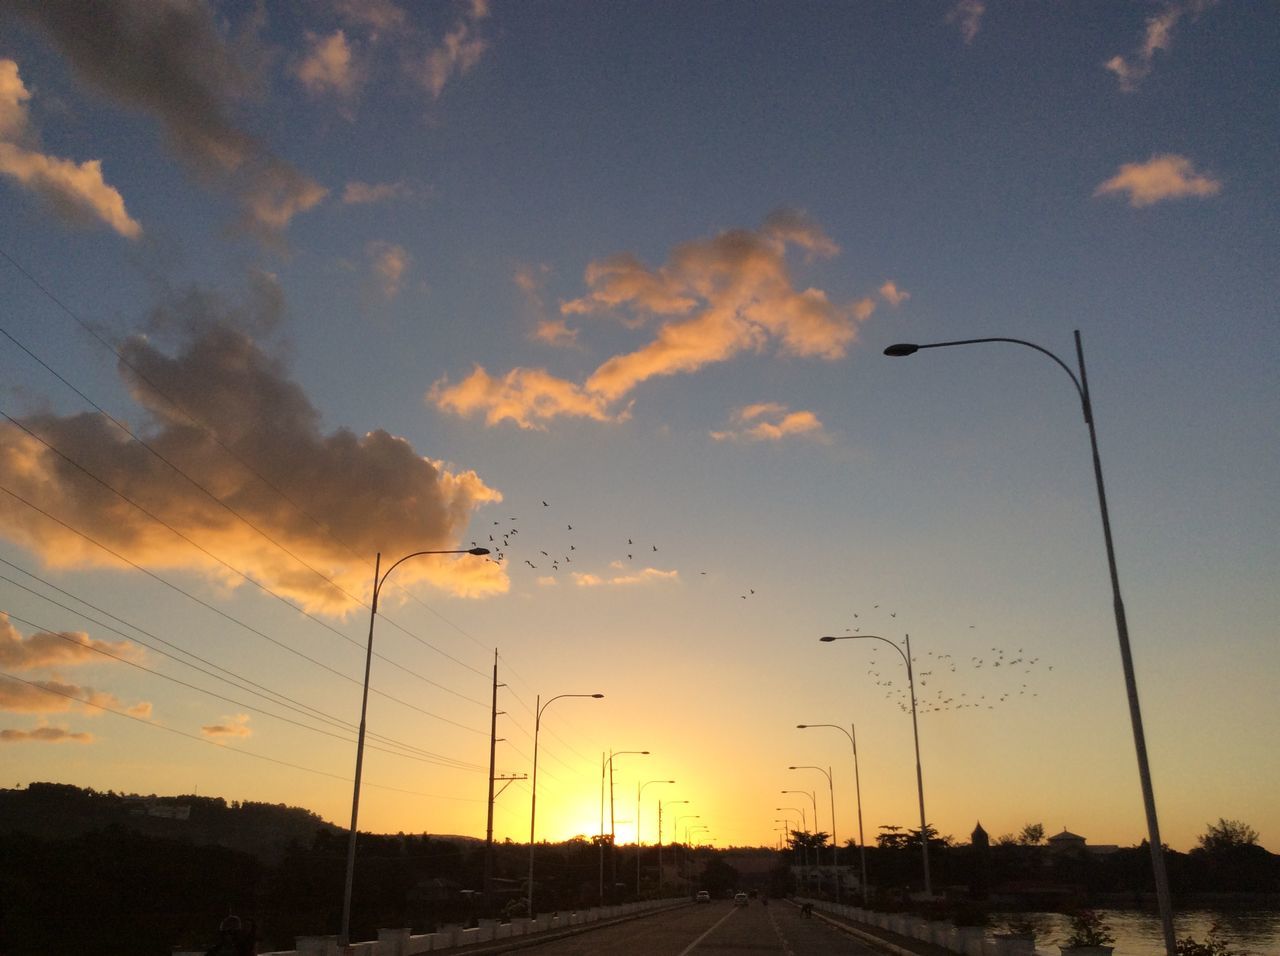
[790,766,837,866]
[528,692,604,917]
[340,546,489,946]
[601,750,647,903]
[799,723,869,903]
[821,633,931,896]
[884,331,1174,953]
[660,799,688,895]
[637,779,674,896]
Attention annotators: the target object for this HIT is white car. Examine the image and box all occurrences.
[695,890,711,903]
[733,892,749,907]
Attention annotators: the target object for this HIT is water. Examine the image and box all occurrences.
[999,911,1280,955]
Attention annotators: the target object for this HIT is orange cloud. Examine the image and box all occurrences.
[429,365,626,430]
[1094,154,1222,207]
[0,722,93,744]
[879,280,911,307]
[0,289,506,613]
[1105,0,1217,91]
[295,30,361,99]
[369,241,411,298]
[571,567,679,588]
[710,403,829,443]
[947,0,986,44]
[0,60,141,238]
[0,677,136,715]
[202,712,252,740]
[432,211,876,427]
[418,0,490,98]
[0,614,144,671]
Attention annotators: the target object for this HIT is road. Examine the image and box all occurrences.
[504,900,883,955]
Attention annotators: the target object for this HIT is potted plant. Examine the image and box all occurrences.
[994,915,1038,956]
[1061,910,1116,956]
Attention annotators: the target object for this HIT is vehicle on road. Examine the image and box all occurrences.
[733,892,749,906]
[695,890,711,903]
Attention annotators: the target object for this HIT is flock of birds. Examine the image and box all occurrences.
[469,498,761,600]
[468,503,1055,714]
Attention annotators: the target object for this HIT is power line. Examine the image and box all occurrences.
[0,671,484,803]
[0,483,487,736]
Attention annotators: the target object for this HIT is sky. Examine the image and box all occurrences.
[0,1,1276,857]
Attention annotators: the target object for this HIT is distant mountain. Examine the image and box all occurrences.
[0,782,340,864]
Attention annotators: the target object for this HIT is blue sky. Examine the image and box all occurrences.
[0,0,1276,854]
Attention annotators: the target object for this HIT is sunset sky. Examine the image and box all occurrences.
[1,1,1276,856]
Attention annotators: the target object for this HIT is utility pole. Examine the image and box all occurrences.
[484,650,501,912]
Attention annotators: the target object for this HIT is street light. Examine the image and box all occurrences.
[659,799,689,894]
[637,779,675,895]
[789,766,836,866]
[528,692,604,916]
[341,546,489,946]
[602,750,647,903]
[777,805,806,865]
[781,790,817,870]
[799,723,869,903]
[884,331,1175,953]
[821,633,931,896]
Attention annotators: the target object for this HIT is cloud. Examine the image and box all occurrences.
[368,241,411,298]
[947,0,986,44]
[0,614,145,671]
[1094,154,1222,207]
[5,1,326,237]
[333,0,409,37]
[710,403,829,443]
[0,723,93,744]
[879,280,911,307]
[295,30,361,99]
[0,281,506,613]
[514,263,579,348]
[416,0,490,98]
[0,677,134,715]
[1105,0,1217,91]
[202,712,252,740]
[431,211,876,428]
[571,568,679,588]
[0,59,142,238]
[430,366,626,429]
[343,180,414,205]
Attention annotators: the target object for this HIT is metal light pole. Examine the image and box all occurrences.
[821,633,931,896]
[799,723,869,903]
[528,692,604,916]
[601,750,646,903]
[884,331,1175,952]
[790,766,837,866]
[340,546,489,946]
[637,779,674,896]
[660,799,688,894]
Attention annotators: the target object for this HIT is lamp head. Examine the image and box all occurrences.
[796,724,808,728]
[819,636,837,642]
[788,766,798,770]
[591,693,604,698]
[884,343,919,357]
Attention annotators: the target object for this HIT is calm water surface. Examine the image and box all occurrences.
[1004,911,1280,955]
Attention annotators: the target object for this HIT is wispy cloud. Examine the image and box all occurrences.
[0,723,93,744]
[947,0,986,45]
[368,241,411,298]
[1094,154,1222,207]
[416,0,491,99]
[295,30,362,100]
[5,1,326,239]
[202,712,252,740]
[0,280,505,613]
[0,59,141,238]
[571,567,679,588]
[878,280,911,307]
[710,403,829,444]
[0,613,144,671]
[343,180,415,205]
[431,211,877,429]
[0,677,136,716]
[1105,0,1218,92]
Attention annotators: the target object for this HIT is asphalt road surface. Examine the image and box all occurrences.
[510,900,883,955]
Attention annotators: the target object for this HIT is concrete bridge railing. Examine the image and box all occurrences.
[796,898,1055,956]
[174,897,688,956]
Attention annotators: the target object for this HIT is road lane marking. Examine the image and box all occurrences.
[766,904,797,956]
[674,905,738,956]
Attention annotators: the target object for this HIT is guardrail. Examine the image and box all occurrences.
[175,898,688,956]
[795,898,1053,956]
